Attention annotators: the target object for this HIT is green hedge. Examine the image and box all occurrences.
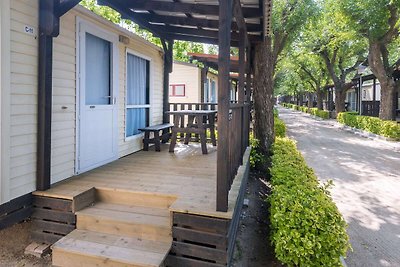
[270,137,350,266]
[275,117,286,138]
[337,112,400,140]
[309,108,330,119]
[281,103,330,119]
[250,114,286,169]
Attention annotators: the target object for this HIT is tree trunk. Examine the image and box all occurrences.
[316,87,324,110]
[253,41,274,155]
[335,90,346,113]
[307,92,313,109]
[368,42,396,120]
[379,79,396,120]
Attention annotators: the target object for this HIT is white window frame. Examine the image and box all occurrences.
[125,49,153,141]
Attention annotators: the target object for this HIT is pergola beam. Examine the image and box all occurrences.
[156,25,261,43]
[167,33,240,47]
[97,0,167,38]
[123,0,262,18]
[138,13,262,32]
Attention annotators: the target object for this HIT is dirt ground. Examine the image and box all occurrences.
[232,172,282,267]
[0,172,280,267]
[0,220,51,267]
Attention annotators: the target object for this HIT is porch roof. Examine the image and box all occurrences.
[97,0,269,46]
[189,52,241,72]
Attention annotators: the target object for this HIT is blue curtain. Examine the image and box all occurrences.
[211,80,216,103]
[85,33,111,105]
[204,80,209,102]
[126,108,147,136]
[126,54,148,137]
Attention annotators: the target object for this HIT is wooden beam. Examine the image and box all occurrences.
[123,0,262,18]
[58,0,81,17]
[37,0,57,191]
[97,0,167,39]
[139,13,262,32]
[167,33,240,47]
[40,0,60,37]
[161,39,173,124]
[217,0,233,212]
[233,0,247,32]
[158,25,261,43]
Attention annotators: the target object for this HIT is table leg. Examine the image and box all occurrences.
[154,130,161,152]
[209,114,217,146]
[184,115,195,145]
[169,115,180,153]
[197,114,208,154]
[143,131,150,151]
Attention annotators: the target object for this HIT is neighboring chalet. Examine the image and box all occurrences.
[0,0,268,266]
[169,61,219,104]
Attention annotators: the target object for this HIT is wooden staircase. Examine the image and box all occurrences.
[52,188,175,267]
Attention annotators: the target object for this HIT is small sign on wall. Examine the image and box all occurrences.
[24,25,37,39]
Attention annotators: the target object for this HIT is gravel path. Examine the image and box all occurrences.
[279,107,400,267]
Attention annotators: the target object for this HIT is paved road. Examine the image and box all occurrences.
[278,107,400,267]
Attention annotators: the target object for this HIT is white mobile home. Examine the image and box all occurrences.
[0,0,164,222]
[169,61,218,104]
[0,0,257,266]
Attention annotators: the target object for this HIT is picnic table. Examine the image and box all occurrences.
[167,110,217,154]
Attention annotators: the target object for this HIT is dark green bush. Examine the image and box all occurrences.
[337,112,400,140]
[270,137,350,266]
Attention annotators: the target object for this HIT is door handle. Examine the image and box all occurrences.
[90,106,95,109]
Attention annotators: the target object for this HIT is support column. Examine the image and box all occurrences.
[216,0,233,212]
[37,0,80,190]
[373,77,377,116]
[238,29,245,154]
[161,39,173,123]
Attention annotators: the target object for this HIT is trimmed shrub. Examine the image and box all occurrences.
[337,112,400,140]
[270,137,350,266]
[309,108,330,119]
[275,117,286,138]
[250,115,286,169]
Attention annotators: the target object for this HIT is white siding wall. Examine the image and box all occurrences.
[51,12,76,184]
[169,62,201,103]
[4,2,164,200]
[9,0,39,199]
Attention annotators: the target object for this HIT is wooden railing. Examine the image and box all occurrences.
[227,103,250,190]
[169,102,251,210]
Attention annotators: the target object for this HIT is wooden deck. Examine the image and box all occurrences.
[34,143,242,219]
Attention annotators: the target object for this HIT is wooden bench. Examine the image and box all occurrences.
[139,123,174,152]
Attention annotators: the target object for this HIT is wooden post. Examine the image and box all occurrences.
[238,28,245,154]
[216,0,233,212]
[373,77,377,116]
[162,40,173,123]
[37,0,60,191]
[37,0,81,191]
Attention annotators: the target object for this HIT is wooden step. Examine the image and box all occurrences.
[52,230,171,267]
[76,202,172,242]
[95,187,177,209]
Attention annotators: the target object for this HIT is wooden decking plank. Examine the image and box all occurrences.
[53,235,167,266]
[91,202,170,218]
[32,144,248,219]
[76,207,170,227]
[65,230,171,254]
